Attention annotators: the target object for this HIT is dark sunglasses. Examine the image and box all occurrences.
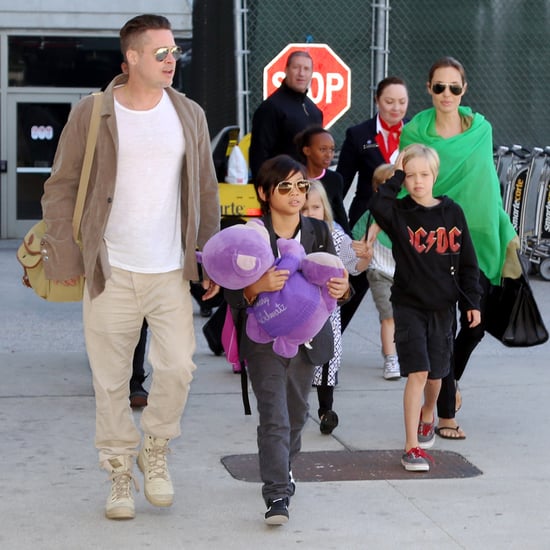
[431,82,463,96]
[154,46,183,62]
[275,180,310,195]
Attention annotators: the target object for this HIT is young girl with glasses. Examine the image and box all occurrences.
[400,57,520,440]
[301,181,370,435]
[225,154,350,526]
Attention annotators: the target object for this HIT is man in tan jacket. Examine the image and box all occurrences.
[41,14,220,520]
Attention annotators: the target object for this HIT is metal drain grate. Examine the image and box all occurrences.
[221,450,482,481]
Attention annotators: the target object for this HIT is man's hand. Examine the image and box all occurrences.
[56,278,80,286]
[202,278,220,300]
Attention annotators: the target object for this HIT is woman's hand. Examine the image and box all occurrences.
[467,309,481,328]
[202,278,220,300]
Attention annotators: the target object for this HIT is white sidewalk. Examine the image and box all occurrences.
[1,240,549,550]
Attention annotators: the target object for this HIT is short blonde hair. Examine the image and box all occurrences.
[305,180,334,231]
[400,143,440,180]
[372,163,395,192]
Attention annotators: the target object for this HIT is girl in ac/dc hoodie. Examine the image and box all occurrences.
[369,143,482,473]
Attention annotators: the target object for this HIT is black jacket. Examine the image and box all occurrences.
[370,170,482,312]
[318,169,351,235]
[249,81,323,179]
[336,116,408,227]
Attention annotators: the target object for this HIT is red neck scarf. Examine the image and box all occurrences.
[375,118,403,163]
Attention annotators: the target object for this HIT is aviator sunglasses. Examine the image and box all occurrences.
[154,46,183,62]
[431,82,463,96]
[275,180,310,195]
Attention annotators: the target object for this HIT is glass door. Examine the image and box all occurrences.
[6,93,81,237]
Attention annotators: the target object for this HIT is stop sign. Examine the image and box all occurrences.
[263,43,351,128]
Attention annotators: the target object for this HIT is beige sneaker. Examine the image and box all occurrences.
[105,455,137,520]
[137,435,174,507]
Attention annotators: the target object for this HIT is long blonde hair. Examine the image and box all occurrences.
[305,180,334,231]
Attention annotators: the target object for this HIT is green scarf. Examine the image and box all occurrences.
[400,106,517,284]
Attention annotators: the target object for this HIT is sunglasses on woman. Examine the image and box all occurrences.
[154,46,183,62]
[275,180,310,195]
[431,82,463,96]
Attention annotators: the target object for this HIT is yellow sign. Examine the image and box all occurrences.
[219,183,262,219]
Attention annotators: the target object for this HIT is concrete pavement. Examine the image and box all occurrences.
[1,238,549,549]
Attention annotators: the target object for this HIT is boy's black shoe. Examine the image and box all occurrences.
[264,497,289,525]
[200,304,213,318]
[319,410,339,434]
[129,382,148,408]
[202,323,224,356]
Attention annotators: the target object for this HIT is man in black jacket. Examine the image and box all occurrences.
[249,51,323,180]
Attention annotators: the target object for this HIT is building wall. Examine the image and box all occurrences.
[0,2,192,33]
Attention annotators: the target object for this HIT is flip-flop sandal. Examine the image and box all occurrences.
[435,426,466,440]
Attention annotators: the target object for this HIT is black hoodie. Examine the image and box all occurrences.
[249,80,323,179]
[370,170,482,312]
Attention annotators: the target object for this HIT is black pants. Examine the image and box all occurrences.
[131,319,148,386]
[340,272,369,333]
[437,272,491,419]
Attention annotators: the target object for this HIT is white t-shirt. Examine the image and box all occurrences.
[104,90,185,272]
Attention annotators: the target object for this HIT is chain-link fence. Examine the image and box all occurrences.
[244,0,550,151]
[388,0,550,150]
[244,0,374,152]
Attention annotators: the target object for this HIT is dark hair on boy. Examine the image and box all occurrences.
[255,155,307,215]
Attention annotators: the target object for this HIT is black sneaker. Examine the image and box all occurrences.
[129,383,148,408]
[202,323,224,356]
[319,410,339,434]
[200,304,213,318]
[288,470,296,497]
[264,497,289,525]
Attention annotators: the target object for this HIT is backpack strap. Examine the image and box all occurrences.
[310,217,330,252]
[234,307,251,415]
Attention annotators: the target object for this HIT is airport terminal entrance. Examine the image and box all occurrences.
[5,92,83,238]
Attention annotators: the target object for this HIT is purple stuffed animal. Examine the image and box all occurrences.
[198,220,345,358]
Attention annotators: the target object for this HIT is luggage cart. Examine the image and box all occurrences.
[494,144,529,199]
[501,145,534,235]
[522,146,550,280]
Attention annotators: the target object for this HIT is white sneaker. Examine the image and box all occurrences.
[105,455,137,520]
[137,435,174,507]
[383,354,401,380]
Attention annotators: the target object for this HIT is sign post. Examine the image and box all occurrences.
[263,43,351,128]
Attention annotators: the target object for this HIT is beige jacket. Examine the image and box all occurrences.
[41,74,220,299]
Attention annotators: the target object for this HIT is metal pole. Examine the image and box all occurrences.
[234,0,250,135]
[370,0,390,117]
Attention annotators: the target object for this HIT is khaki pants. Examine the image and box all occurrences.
[83,267,196,463]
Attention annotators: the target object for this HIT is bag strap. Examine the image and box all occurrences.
[72,92,103,243]
[234,307,251,415]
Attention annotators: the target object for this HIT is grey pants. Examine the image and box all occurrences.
[246,344,315,504]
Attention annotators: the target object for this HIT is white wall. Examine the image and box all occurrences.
[0,1,193,34]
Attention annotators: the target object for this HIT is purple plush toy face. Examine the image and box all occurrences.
[245,245,345,358]
[200,221,275,290]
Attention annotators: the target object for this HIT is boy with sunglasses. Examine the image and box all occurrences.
[40,14,220,520]
[225,155,350,525]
